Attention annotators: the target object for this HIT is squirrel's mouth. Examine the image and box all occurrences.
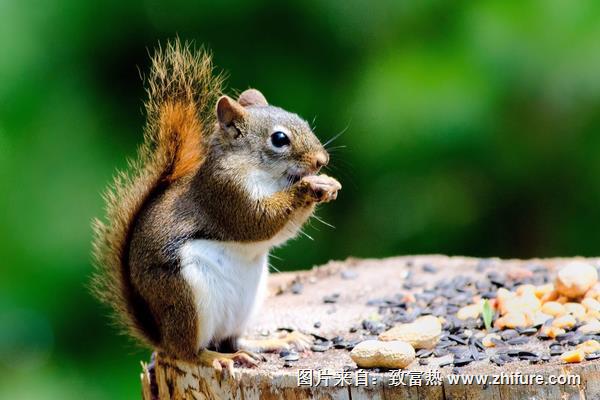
[286,167,313,185]
[287,173,305,185]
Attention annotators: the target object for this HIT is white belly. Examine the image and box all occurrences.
[179,239,269,350]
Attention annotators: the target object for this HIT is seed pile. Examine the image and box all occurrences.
[281,259,600,370]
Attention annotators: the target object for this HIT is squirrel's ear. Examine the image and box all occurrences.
[238,89,268,107]
[216,96,247,133]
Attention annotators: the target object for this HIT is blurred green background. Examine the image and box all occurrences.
[2,0,600,398]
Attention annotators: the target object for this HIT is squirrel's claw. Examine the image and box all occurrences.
[200,349,260,380]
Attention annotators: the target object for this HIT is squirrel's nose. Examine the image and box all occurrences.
[313,151,329,170]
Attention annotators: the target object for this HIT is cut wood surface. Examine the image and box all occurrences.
[141,255,600,399]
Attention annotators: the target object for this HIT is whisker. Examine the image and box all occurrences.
[323,125,349,148]
[268,262,282,273]
[269,253,283,261]
[306,217,321,232]
[287,219,314,241]
[325,145,347,152]
[312,214,335,229]
[301,230,314,241]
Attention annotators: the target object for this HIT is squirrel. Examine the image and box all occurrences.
[91,40,341,372]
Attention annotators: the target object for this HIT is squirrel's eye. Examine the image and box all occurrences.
[270,131,290,148]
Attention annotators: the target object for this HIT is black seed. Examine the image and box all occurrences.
[366,298,385,306]
[490,278,506,287]
[345,340,361,351]
[586,352,600,361]
[469,345,482,360]
[442,320,454,331]
[439,360,453,368]
[331,336,344,344]
[579,335,594,342]
[448,335,468,345]
[323,294,339,304]
[311,344,330,352]
[518,354,538,361]
[341,270,358,280]
[283,362,293,368]
[541,355,551,362]
[481,291,497,299]
[433,306,447,317]
[491,356,505,366]
[313,321,321,328]
[490,338,506,347]
[453,357,473,367]
[550,348,564,356]
[537,334,551,340]
[531,320,545,329]
[362,320,386,335]
[473,339,486,351]
[476,280,490,291]
[419,358,429,365]
[448,346,468,355]
[556,332,575,342]
[507,337,529,345]
[349,326,358,333]
[416,293,436,304]
[423,264,438,273]
[434,348,448,357]
[279,350,291,357]
[507,349,520,357]
[283,353,299,362]
[500,330,519,341]
[517,351,538,358]
[517,327,538,336]
[334,341,350,349]
[311,333,329,342]
[291,283,303,294]
[416,349,434,358]
[500,354,514,362]
[567,334,584,346]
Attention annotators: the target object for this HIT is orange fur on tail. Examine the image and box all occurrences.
[159,101,204,182]
[91,40,223,347]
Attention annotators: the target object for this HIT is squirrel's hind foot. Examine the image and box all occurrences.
[199,349,262,379]
[199,349,263,377]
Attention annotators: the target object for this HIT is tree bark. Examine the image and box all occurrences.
[140,255,600,399]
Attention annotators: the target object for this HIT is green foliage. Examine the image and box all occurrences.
[1,0,600,398]
[482,299,493,331]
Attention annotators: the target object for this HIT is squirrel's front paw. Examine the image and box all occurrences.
[298,175,341,203]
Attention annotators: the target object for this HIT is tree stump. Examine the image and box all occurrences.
[140,256,600,399]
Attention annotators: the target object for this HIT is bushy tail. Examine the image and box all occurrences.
[91,40,223,347]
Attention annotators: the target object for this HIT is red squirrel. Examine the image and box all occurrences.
[91,40,341,373]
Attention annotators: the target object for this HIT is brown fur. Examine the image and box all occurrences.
[91,40,223,348]
[92,40,340,361]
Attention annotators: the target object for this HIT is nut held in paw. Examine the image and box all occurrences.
[378,315,441,349]
[350,340,415,369]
